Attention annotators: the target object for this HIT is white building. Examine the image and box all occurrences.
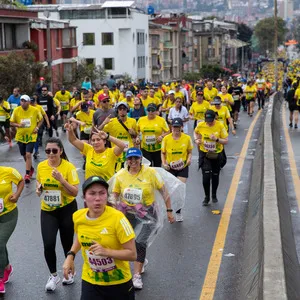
[29,1,149,81]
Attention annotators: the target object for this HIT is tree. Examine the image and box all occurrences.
[0,51,45,98]
[254,17,288,53]
[237,23,253,43]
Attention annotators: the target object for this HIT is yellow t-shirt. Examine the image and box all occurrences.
[33,104,47,117]
[54,91,72,111]
[161,133,193,168]
[142,96,161,108]
[74,206,135,286]
[194,120,228,153]
[37,159,79,211]
[0,167,22,216]
[204,87,218,102]
[70,98,82,112]
[189,100,210,121]
[112,165,164,206]
[174,91,184,100]
[154,90,164,102]
[0,101,10,121]
[210,105,231,130]
[124,98,134,109]
[81,143,118,180]
[10,106,42,143]
[294,88,300,106]
[244,86,257,100]
[162,98,175,114]
[76,110,95,133]
[137,116,169,152]
[219,93,234,112]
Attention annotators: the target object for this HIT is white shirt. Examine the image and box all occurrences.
[168,106,189,133]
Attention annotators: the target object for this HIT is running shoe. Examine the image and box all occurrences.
[45,274,60,292]
[3,265,13,283]
[295,124,298,129]
[202,197,210,206]
[29,167,34,178]
[33,152,38,160]
[176,213,184,222]
[289,123,293,128]
[62,273,75,285]
[141,259,148,274]
[132,274,143,289]
[24,174,30,184]
[0,279,5,294]
[212,196,218,203]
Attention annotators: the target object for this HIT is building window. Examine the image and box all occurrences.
[208,37,212,46]
[63,62,76,82]
[194,49,198,58]
[102,33,113,45]
[62,28,76,47]
[138,56,145,68]
[83,33,95,46]
[86,58,95,65]
[60,10,105,20]
[103,58,114,70]
[4,24,16,49]
[107,7,128,18]
[137,32,145,45]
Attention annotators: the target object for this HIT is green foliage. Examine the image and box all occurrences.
[122,73,132,83]
[200,64,225,79]
[237,23,253,42]
[254,17,288,53]
[183,72,201,81]
[0,51,45,98]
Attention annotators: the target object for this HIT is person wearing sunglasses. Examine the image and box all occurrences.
[136,103,169,167]
[111,148,175,290]
[0,166,24,294]
[92,93,116,128]
[36,137,79,292]
[10,95,43,183]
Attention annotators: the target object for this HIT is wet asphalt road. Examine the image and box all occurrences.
[0,107,264,300]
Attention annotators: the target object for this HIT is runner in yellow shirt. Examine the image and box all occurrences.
[219,86,234,114]
[189,90,210,128]
[194,110,228,206]
[125,91,134,109]
[54,87,72,130]
[136,103,170,167]
[204,81,218,102]
[161,91,176,123]
[161,118,193,222]
[0,166,24,294]
[244,81,257,117]
[0,97,12,147]
[62,176,136,298]
[143,88,161,108]
[10,95,43,183]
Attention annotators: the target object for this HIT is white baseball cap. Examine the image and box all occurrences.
[20,95,31,102]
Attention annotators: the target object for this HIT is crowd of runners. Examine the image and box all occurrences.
[0,74,273,298]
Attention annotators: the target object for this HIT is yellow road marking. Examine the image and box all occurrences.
[200,110,262,300]
[282,106,300,209]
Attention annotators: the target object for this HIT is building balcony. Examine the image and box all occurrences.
[151,48,159,54]
[163,60,172,68]
[62,47,78,59]
[163,41,173,48]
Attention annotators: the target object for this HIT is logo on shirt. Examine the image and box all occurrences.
[0,180,6,184]
[100,228,108,234]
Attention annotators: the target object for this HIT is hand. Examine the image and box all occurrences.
[186,160,191,166]
[81,122,86,127]
[33,127,39,134]
[135,137,141,145]
[232,129,236,135]
[50,115,55,121]
[194,138,201,145]
[103,114,111,126]
[156,136,163,143]
[89,242,109,256]
[52,168,64,183]
[19,122,26,128]
[128,128,136,136]
[210,134,217,141]
[163,163,170,170]
[93,127,108,140]
[9,193,19,203]
[63,256,75,280]
[47,123,51,129]
[167,212,175,224]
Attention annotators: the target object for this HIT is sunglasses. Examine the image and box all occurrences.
[102,99,110,103]
[45,148,59,155]
[127,156,141,160]
[42,89,48,92]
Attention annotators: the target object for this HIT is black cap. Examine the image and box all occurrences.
[211,96,222,105]
[205,110,216,122]
[172,118,183,127]
[147,103,157,111]
[82,176,109,193]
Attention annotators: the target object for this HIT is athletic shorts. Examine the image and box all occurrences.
[18,142,35,156]
[60,110,69,116]
[288,103,298,112]
[80,131,90,141]
[233,101,241,113]
[0,119,10,129]
[246,98,255,102]
[168,165,189,178]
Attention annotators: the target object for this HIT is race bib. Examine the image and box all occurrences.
[248,93,254,98]
[204,140,216,151]
[11,103,18,109]
[21,118,31,128]
[233,95,239,101]
[145,135,156,145]
[123,188,143,205]
[83,126,92,134]
[0,198,3,213]
[43,190,61,207]
[60,101,67,106]
[0,116,6,122]
[170,159,185,170]
[42,105,48,112]
[257,84,263,88]
[86,250,116,273]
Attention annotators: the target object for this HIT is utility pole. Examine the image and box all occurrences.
[44,10,52,91]
[274,0,278,91]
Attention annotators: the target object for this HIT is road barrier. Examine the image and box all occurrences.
[240,93,300,299]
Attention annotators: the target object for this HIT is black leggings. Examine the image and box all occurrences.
[41,200,77,273]
[48,117,58,138]
[81,279,135,300]
[141,149,161,167]
[257,90,265,109]
[199,151,221,198]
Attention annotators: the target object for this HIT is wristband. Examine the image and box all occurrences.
[216,138,219,143]
[106,133,110,140]
[166,209,173,212]
[66,251,76,258]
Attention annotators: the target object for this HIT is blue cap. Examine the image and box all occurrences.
[126,147,142,159]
